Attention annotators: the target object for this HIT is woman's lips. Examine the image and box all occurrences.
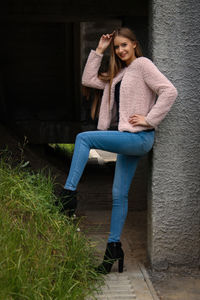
[119,53,127,58]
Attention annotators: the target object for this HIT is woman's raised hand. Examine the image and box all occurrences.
[96,31,115,55]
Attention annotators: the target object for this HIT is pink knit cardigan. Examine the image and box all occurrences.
[82,50,178,132]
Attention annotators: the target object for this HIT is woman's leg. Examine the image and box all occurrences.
[108,154,140,242]
[64,130,154,191]
[96,154,141,274]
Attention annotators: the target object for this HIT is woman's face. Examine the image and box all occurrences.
[114,36,136,65]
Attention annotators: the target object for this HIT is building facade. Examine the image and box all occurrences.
[0,0,199,269]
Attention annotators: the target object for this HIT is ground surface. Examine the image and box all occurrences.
[1,123,200,300]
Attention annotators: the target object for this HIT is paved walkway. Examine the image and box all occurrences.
[89,263,159,300]
[81,209,159,300]
[80,150,200,300]
[84,150,159,300]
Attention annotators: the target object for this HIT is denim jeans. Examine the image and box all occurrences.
[64,130,155,242]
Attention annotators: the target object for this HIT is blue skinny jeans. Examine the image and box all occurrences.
[64,130,155,242]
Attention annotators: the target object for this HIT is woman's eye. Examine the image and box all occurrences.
[114,43,127,50]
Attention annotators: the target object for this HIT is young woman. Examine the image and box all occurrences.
[59,28,178,274]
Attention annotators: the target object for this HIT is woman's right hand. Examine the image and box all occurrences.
[96,31,115,55]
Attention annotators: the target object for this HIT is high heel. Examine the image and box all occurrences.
[96,242,124,274]
[56,189,77,217]
[118,254,124,273]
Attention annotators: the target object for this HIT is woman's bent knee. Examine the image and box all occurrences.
[75,131,92,148]
[76,132,87,143]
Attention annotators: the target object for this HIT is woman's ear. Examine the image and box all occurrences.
[132,41,137,49]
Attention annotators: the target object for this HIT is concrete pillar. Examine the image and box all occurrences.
[148,0,200,269]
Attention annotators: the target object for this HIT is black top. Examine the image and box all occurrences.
[114,80,122,124]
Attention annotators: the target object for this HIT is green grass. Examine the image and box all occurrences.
[0,153,103,299]
[49,144,75,158]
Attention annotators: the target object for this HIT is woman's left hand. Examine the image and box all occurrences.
[129,114,150,127]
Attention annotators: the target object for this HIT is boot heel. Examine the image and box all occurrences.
[96,242,124,274]
[118,256,124,273]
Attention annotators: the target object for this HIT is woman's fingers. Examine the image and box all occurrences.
[102,33,113,40]
[129,114,149,126]
[129,115,142,125]
[102,31,115,39]
[96,31,115,54]
[129,114,139,124]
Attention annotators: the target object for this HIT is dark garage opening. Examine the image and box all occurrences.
[0,0,150,263]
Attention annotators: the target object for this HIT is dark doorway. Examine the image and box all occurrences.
[0,23,80,123]
[0,1,149,143]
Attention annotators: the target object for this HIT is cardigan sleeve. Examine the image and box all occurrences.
[82,50,106,90]
[140,57,178,127]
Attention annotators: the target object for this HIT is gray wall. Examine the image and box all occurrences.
[148,0,200,269]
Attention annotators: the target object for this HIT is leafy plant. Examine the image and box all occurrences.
[0,155,103,299]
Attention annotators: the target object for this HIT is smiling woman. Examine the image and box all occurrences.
[113,36,137,65]
[57,27,178,275]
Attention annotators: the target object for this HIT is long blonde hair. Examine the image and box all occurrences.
[82,86,102,121]
[83,28,143,119]
[99,27,143,102]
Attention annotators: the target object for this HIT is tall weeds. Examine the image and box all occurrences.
[0,154,102,299]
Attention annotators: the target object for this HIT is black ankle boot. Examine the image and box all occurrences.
[57,189,77,217]
[96,242,124,274]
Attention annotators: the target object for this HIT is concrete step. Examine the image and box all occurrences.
[96,296,136,299]
[87,269,159,300]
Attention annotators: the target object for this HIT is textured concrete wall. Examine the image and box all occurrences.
[148,0,200,269]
